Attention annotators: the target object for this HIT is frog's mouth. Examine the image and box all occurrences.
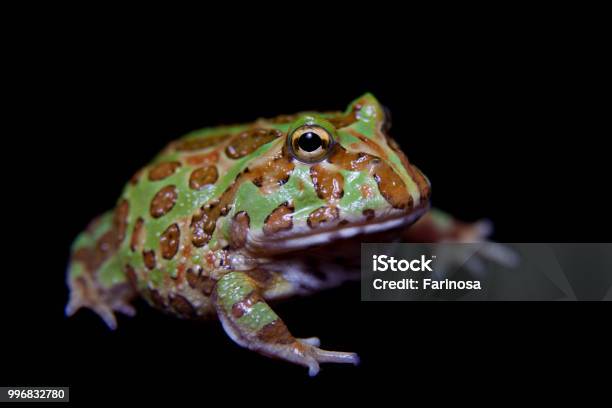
[247,204,429,255]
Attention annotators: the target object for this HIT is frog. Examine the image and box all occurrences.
[66,93,497,376]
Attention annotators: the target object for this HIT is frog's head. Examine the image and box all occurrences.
[225,93,431,254]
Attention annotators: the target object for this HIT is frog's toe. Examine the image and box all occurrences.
[297,340,360,377]
[66,275,136,330]
[109,299,136,317]
[463,218,493,241]
[304,356,320,377]
[307,345,360,366]
[91,304,119,330]
[298,337,321,347]
[65,292,118,330]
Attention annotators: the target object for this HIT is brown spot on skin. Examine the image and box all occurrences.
[327,110,358,128]
[148,161,181,181]
[174,134,229,151]
[307,206,340,229]
[352,131,389,161]
[150,185,177,218]
[96,230,116,252]
[185,151,219,166]
[190,204,217,247]
[160,223,180,260]
[373,164,413,210]
[149,289,166,309]
[263,202,294,235]
[385,135,431,202]
[186,267,216,296]
[385,135,409,168]
[72,247,95,274]
[72,247,90,263]
[257,319,294,344]
[230,211,250,249]
[328,145,412,210]
[186,266,202,289]
[231,291,263,319]
[130,217,145,252]
[125,264,138,291]
[226,128,282,159]
[310,164,344,201]
[266,113,299,124]
[328,145,378,172]
[405,164,431,203]
[189,166,219,190]
[170,294,195,318]
[143,250,156,270]
[363,209,376,221]
[250,154,294,192]
[190,176,245,247]
[113,200,129,244]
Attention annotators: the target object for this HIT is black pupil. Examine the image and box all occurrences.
[298,132,322,152]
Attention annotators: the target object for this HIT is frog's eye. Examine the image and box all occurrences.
[288,125,334,163]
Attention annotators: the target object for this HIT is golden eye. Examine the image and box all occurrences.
[288,125,334,163]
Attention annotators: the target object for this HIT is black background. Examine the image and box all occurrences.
[4,11,610,404]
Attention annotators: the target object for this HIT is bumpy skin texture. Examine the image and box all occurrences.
[66,93,433,375]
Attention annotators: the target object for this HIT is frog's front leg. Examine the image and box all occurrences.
[213,271,359,376]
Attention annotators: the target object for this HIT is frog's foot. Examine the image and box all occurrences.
[404,209,519,278]
[213,271,359,376]
[66,210,137,329]
[280,339,360,377]
[66,274,135,330]
[439,217,518,275]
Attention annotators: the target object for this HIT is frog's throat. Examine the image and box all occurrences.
[247,204,429,254]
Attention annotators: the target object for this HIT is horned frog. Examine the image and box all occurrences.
[66,93,493,376]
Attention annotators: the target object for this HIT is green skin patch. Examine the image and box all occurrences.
[228,164,326,231]
[216,272,278,332]
[236,302,278,332]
